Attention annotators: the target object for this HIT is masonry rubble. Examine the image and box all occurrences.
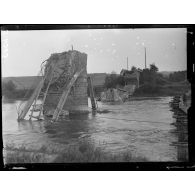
[101,88,123,102]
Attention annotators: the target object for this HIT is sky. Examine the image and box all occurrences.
[1,28,187,77]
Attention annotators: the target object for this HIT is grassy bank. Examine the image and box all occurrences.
[4,141,147,164]
[133,82,190,97]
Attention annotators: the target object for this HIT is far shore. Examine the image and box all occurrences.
[2,94,175,104]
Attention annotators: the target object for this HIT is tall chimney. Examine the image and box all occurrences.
[127,57,128,70]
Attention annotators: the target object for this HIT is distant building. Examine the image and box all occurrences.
[120,68,141,88]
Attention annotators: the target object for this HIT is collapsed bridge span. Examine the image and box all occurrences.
[17,50,95,121]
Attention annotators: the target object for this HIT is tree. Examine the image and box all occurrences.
[139,68,151,84]
[150,63,159,72]
[169,71,186,82]
[111,71,117,75]
[104,73,118,89]
[2,80,16,98]
[117,75,125,86]
[104,70,126,89]
[3,80,16,91]
[131,66,137,72]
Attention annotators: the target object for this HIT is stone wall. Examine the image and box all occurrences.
[43,50,88,116]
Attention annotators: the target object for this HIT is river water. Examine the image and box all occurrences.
[2,97,188,163]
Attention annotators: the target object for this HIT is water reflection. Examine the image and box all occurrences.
[18,120,46,133]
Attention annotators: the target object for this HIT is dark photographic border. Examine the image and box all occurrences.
[1,24,195,170]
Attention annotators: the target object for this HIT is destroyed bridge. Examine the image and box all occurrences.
[17,50,96,122]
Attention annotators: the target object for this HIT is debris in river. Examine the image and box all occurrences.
[96,109,111,114]
[169,93,189,161]
[101,88,123,102]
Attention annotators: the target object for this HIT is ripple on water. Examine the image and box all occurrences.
[2,97,187,162]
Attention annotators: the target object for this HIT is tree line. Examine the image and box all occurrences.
[104,63,161,88]
[168,71,186,82]
[104,63,188,95]
[2,80,33,99]
[2,65,188,99]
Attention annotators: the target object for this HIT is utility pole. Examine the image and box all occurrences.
[144,47,147,69]
[127,57,128,70]
[71,45,73,51]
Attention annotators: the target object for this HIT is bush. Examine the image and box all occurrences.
[2,80,34,99]
[104,73,118,89]
[2,80,16,98]
[134,83,160,95]
[169,71,186,82]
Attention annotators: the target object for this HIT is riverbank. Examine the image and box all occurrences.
[2,89,34,100]
[133,83,190,97]
[4,140,147,164]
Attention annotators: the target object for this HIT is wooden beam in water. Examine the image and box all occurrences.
[18,63,54,120]
[18,79,44,120]
[87,76,96,110]
[38,67,55,119]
